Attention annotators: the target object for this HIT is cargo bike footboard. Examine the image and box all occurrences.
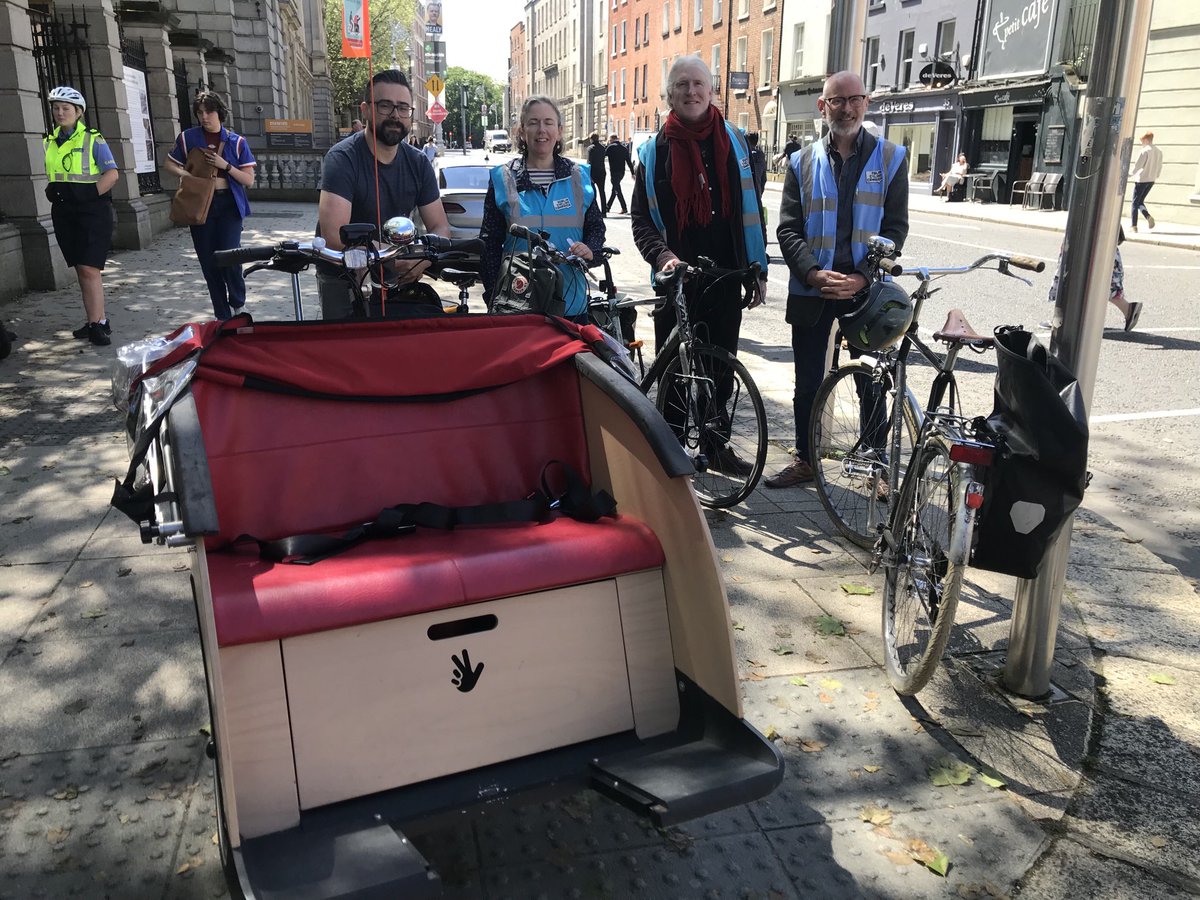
[113,313,783,899]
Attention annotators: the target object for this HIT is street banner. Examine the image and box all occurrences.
[342,0,371,58]
[121,66,156,175]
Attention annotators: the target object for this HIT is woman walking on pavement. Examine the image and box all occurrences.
[479,95,605,321]
[163,91,257,320]
[1047,226,1141,332]
[43,86,119,346]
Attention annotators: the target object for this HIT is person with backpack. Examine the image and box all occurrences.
[586,133,608,219]
[43,86,119,346]
[163,91,257,321]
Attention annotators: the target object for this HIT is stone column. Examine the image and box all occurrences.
[74,0,152,249]
[0,0,72,295]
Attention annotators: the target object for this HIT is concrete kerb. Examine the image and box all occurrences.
[0,201,1196,897]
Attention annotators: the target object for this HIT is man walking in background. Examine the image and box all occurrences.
[605,134,631,215]
[586,133,608,218]
[1130,131,1162,232]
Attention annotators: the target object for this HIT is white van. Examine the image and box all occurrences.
[484,129,511,153]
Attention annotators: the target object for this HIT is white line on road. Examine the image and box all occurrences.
[1091,407,1200,424]
[1137,265,1200,270]
[904,231,1056,261]
[911,218,982,231]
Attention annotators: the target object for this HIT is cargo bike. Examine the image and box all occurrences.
[111,219,783,898]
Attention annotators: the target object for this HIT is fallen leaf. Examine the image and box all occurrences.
[46,826,70,844]
[863,701,880,712]
[52,785,79,801]
[771,644,795,656]
[1148,673,1177,685]
[977,769,1007,789]
[120,639,136,648]
[721,555,734,563]
[883,850,915,866]
[62,699,90,715]
[815,615,847,636]
[774,626,793,639]
[80,609,107,619]
[840,583,875,595]
[198,724,211,737]
[119,814,131,824]
[817,692,834,704]
[804,650,829,665]
[117,566,133,577]
[863,765,882,774]
[927,757,972,787]
[732,622,746,631]
[924,852,950,877]
[788,676,809,687]
[1120,535,1143,544]
[820,677,843,690]
[176,861,192,875]
[1150,836,1167,848]
[859,804,892,826]
[213,831,220,845]
[798,739,827,753]
[745,671,765,681]
[41,463,56,471]
[172,562,189,572]
[746,658,767,668]
[763,725,781,741]
[78,581,95,589]
[865,691,879,700]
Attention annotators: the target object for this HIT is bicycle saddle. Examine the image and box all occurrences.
[934,309,994,348]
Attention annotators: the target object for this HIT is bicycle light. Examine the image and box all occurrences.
[343,248,370,270]
[966,481,986,510]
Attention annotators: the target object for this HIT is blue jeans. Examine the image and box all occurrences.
[1130,181,1153,227]
[190,190,246,320]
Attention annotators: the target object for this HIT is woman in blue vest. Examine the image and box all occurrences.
[43,86,119,346]
[163,91,257,320]
[479,95,605,321]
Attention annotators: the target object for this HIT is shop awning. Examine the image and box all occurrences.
[959,80,1052,109]
[779,79,823,120]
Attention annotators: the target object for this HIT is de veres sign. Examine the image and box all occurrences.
[980,0,1061,81]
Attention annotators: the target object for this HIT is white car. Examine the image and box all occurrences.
[484,130,511,153]
[412,157,491,240]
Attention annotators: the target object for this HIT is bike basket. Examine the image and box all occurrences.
[971,326,1089,579]
[492,251,565,317]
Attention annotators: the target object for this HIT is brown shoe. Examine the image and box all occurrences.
[763,458,814,489]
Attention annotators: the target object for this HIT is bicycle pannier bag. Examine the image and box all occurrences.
[491,250,565,318]
[169,144,222,227]
[971,326,1089,579]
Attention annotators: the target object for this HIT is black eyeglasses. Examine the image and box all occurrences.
[373,100,414,118]
[822,95,868,110]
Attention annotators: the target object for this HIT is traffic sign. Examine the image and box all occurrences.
[425,74,445,97]
[427,101,448,124]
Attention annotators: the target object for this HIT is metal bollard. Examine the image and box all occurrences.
[1003,0,1156,698]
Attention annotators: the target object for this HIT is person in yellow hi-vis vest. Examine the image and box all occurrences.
[43,86,119,346]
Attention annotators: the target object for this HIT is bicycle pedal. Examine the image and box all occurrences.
[627,340,643,350]
[694,453,709,474]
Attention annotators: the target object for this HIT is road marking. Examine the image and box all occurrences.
[1091,407,1200,424]
[903,231,1056,261]
[1138,265,1200,270]
[911,218,982,231]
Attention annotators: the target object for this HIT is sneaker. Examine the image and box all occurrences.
[763,457,814,489]
[1130,224,1138,233]
[1145,213,1155,229]
[1123,301,1142,332]
[73,319,111,339]
[705,443,754,477]
[86,322,112,346]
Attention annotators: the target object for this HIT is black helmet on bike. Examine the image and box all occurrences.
[839,280,913,352]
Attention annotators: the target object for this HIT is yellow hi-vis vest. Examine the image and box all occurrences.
[44,121,106,184]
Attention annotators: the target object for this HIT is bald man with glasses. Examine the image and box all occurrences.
[765,71,909,489]
[316,69,451,319]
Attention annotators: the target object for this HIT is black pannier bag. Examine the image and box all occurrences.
[491,249,564,317]
[971,326,1089,579]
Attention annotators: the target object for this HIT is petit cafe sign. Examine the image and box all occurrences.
[992,0,1054,50]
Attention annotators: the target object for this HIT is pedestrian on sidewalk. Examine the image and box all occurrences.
[765,71,909,489]
[1129,132,1162,232]
[605,134,631,215]
[423,135,438,164]
[163,91,257,321]
[746,131,768,243]
[630,54,768,476]
[774,133,801,170]
[1047,226,1141,332]
[43,86,119,347]
[586,133,608,218]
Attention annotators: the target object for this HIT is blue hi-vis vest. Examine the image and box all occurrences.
[492,161,595,316]
[788,136,905,296]
[637,123,768,277]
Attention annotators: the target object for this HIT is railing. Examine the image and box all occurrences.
[250,152,324,193]
[1060,0,1100,81]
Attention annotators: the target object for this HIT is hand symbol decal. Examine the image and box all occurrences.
[451,648,484,693]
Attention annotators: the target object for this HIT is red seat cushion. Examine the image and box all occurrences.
[206,515,664,647]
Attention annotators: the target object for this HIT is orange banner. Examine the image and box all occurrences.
[341,0,371,58]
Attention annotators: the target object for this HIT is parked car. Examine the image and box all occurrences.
[484,129,511,153]
[413,157,491,240]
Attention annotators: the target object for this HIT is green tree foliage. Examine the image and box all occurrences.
[324,0,418,120]
[443,67,503,148]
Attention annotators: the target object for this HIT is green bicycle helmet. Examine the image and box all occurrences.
[839,280,913,351]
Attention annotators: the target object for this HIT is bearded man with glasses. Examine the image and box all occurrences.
[764,71,909,489]
[316,69,451,319]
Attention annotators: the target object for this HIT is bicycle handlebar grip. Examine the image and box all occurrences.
[423,234,485,255]
[212,246,278,267]
[1007,255,1046,273]
[879,257,904,277]
[508,223,549,246]
[653,266,685,289]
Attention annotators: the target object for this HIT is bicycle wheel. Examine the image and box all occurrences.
[655,344,767,508]
[881,438,965,695]
[810,362,919,549]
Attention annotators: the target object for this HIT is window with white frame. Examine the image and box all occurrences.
[644,13,650,40]
[762,0,775,11]
[760,29,773,86]
[792,23,804,78]
[712,44,721,86]
[621,20,627,52]
[634,17,640,47]
[694,0,703,31]
[898,29,914,88]
[621,68,627,102]
[634,66,639,99]
[663,2,670,35]
[863,35,880,90]
[643,62,648,100]
[736,35,747,71]
[936,19,956,61]
[661,58,668,96]
[713,0,721,24]
[738,112,749,130]
[738,0,748,16]
[674,0,682,30]
[612,25,618,57]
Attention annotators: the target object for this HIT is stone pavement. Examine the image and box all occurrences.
[1,203,1198,899]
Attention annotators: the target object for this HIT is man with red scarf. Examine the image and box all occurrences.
[631,56,769,474]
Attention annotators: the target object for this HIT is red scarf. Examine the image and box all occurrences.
[661,106,734,229]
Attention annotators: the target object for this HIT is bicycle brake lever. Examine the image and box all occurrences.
[997,261,1033,288]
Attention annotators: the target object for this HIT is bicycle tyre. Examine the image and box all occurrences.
[881,437,965,695]
[655,344,768,508]
[809,361,919,549]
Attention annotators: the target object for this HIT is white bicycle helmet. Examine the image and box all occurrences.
[48,86,86,111]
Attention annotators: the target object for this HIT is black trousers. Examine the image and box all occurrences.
[591,171,606,215]
[606,175,628,213]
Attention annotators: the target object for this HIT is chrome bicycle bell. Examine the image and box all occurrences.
[382,216,416,245]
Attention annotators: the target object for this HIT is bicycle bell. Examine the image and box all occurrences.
[867,235,895,257]
[382,216,416,245]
